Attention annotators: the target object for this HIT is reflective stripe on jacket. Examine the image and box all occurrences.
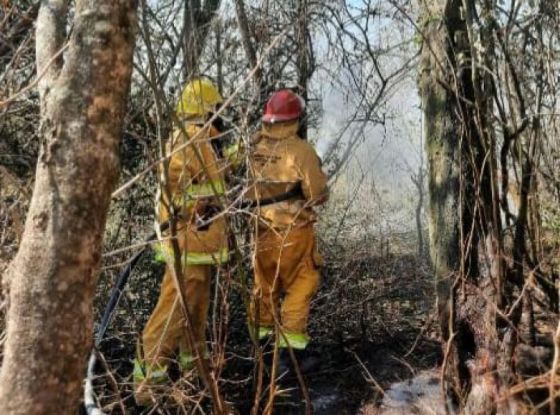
[172,179,227,208]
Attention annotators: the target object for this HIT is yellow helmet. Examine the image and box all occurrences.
[176,77,223,118]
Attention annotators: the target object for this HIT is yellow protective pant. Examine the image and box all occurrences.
[251,225,320,349]
[141,264,211,370]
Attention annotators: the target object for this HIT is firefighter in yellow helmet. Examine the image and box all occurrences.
[134,77,236,405]
[248,89,328,375]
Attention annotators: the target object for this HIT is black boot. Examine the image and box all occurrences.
[277,348,292,377]
[278,348,321,377]
[275,349,297,402]
[293,348,320,374]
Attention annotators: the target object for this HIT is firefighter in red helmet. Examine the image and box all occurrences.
[247,89,328,375]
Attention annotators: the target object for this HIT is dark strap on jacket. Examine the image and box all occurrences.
[239,182,303,209]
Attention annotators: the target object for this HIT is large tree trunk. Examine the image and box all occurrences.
[418,0,463,370]
[420,1,524,413]
[419,0,490,410]
[0,1,137,413]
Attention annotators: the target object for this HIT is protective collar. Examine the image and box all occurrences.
[261,121,299,139]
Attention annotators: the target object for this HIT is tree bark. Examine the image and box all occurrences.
[0,1,137,413]
[419,0,462,337]
[35,0,68,110]
[296,0,312,139]
[419,0,476,408]
[234,0,262,95]
[411,165,425,258]
[420,0,523,412]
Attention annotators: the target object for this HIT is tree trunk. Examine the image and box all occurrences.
[182,0,221,79]
[0,1,137,413]
[419,0,481,409]
[296,0,312,139]
[234,0,260,86]
[420,0,524,412]
[419,0,463,349]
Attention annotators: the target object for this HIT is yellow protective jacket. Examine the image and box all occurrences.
[248,122,328,228]
[156,121,229,265]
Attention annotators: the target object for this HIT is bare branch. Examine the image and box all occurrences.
[35,0,68,106]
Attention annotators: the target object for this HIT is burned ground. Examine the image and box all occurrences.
[90,250,441,414]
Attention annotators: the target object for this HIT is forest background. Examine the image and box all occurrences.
[0,0,559,414]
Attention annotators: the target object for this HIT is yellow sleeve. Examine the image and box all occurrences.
[163,127,203,205]
[298,143,328,204]
[159,125,218,226]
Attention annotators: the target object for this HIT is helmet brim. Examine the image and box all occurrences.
[262,113,299,123]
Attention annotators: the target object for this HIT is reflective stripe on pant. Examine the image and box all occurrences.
[140,264,211,370]
[133,359,168,383]
[250,225,320,349]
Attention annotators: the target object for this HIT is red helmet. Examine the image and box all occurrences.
[262,90,304,123]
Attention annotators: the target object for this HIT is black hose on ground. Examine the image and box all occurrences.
[84,228,161,415]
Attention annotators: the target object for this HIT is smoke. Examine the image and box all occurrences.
[314,74,425,238]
